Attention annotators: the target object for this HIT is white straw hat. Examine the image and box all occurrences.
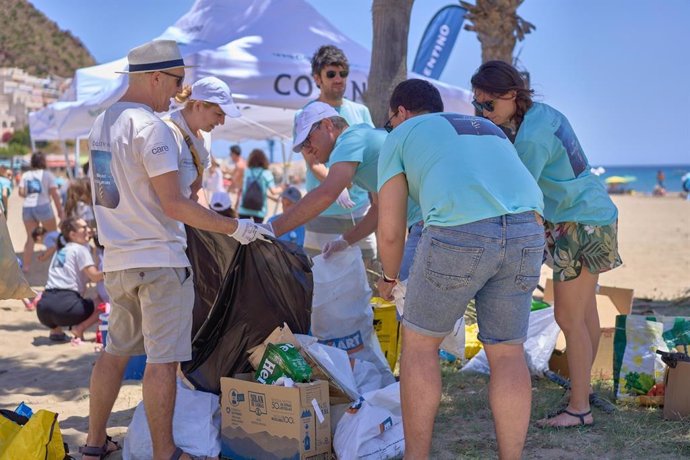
[117,40,195,74]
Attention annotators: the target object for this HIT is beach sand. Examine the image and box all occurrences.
[0,192,688,456]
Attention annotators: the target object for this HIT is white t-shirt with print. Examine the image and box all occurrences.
[20,169,57,207]
[165,110,212,199]
[46,242,95,294]
[88,101,189,271]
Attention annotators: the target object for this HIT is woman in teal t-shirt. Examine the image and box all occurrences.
[472,61,623,429]
[236,149,283,223]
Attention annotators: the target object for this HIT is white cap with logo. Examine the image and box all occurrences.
[190,77,242,119]
[292,102,339,152]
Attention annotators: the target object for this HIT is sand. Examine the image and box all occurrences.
[1,191,688,456]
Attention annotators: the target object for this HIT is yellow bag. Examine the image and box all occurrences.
[465,323,483,360]
[0,409,66,460]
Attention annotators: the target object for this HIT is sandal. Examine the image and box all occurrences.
[536,408,594,429]
[79,435,121,459]
[49,332,70,342]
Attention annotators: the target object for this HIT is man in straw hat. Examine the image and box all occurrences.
[82,40,272,460]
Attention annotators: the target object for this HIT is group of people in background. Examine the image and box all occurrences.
[6,37,626,460]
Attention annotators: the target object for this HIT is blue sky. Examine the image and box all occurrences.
[29,0,690,166]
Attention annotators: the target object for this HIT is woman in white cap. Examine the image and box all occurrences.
[165,76,241,204]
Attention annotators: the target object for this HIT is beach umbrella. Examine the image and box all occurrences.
[604,175,637,185]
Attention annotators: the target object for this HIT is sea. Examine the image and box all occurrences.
[593,164,690,194]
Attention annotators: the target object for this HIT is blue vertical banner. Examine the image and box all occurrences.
[412,5,467,79]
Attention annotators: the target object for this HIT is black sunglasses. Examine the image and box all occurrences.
[302,121,322,150]
[158,70,184,88]
[325,70,349,79]
[472,99,495,113]
[384,111,398,133]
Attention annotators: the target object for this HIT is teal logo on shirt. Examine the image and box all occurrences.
[92,150,120,209]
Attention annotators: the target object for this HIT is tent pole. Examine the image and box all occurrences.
[63,140,73,180]
[75,137,81,177]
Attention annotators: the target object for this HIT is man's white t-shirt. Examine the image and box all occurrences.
[45,242,95,294]
[20,169,57,207]
[166,110,212,199]
[88,101,189,271]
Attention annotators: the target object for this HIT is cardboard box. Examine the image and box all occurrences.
[663,360,690,420]
[220,375,331,460]
[544,280,634,379]
[247,323,357,405]
[372,298,400,371]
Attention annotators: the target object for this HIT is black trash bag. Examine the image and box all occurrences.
[181,226,313,394]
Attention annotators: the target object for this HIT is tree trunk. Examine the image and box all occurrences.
[461,0,534,64]
[365,0,414,127]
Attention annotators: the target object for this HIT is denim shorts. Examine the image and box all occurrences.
[403,212,545,345]
[22,203,54,223]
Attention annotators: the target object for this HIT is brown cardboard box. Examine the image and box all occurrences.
[545,279,634,379]
[220,375,331,459]
[663,360,690,420]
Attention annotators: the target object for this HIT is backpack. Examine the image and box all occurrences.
[241,170,264,211]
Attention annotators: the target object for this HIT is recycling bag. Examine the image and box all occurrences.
[613,314,690,400]
[181,228,313,394]
[0,409,66,460]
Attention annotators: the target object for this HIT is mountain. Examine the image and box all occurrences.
[0,0,95,77]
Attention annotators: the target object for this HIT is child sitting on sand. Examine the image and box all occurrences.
[35,217,103,343]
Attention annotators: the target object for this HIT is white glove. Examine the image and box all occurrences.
[229,219,274,244]
[335,188,355,209]
[322,236,349,259]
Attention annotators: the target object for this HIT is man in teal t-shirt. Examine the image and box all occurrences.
[270,102,422,271]
[376,79,544,460]
[296,45,377,259]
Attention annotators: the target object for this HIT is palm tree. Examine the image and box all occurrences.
[365,0,415,127]
[460,0,535,63]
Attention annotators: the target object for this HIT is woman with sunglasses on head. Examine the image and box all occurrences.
[36,217,103,343]
[165,76,242,206]
[472,61,622,429]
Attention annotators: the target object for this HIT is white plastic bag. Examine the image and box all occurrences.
[333,382,405,460]
[311,247,394,386]
[123,378,221,459]
[461,306,560,375]
[439,317,466,361]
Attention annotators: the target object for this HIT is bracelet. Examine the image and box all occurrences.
[381,272,397,283]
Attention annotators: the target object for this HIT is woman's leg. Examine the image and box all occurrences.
[72,302,99,340]
[22,219,38,272]
[542,269,599,426]
[40,215,58,232]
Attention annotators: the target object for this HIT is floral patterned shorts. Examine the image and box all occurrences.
[544,220,623,282]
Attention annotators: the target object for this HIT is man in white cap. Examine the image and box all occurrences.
[82,40,271,460]
[269,102,423,270]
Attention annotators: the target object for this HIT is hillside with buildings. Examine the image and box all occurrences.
[0,0,95,77]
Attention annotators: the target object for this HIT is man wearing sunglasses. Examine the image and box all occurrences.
[82,40,270,460]
[376,79,544,460]
[295,45,378,262]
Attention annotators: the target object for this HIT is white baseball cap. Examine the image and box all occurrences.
[209,191,232,212]
[190,77,241,119]
[292,102,339,152]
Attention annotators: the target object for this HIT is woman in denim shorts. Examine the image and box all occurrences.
[18,152,64,273]
[473,61,623,428]
[377,79,545,460]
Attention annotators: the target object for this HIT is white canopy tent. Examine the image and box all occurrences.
[29,0,473,144]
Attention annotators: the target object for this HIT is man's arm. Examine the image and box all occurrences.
[150,171,237,234]
[270,162,357,236]
[377,173,409,279]
[341,192,378,245]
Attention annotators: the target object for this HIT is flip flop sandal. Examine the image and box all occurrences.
[79,435,121,459]
[49,332,70,342]
[536,408,594,429]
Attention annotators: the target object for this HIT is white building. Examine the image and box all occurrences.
[0,68,68,137]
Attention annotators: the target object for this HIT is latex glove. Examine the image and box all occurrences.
[335,188,355,209]
[322,236,349,259]
[229,219,274,244]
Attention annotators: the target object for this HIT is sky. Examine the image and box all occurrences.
[28,0,690,166]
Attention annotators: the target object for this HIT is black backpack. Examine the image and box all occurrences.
[240,170,264,211]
